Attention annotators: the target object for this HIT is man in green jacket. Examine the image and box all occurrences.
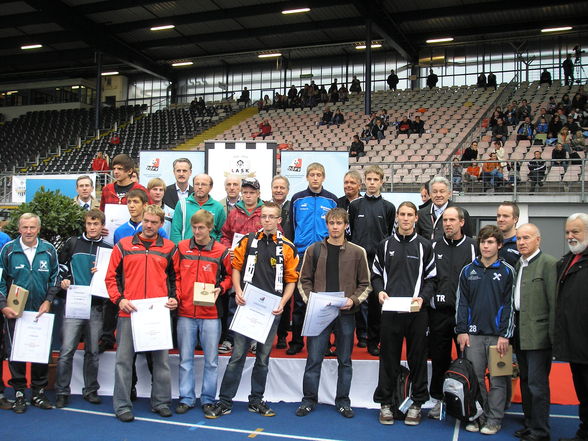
[0,213,60,413]
[170,174,226,243]
[513,223,557,441]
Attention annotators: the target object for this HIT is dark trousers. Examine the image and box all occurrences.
[277,296,292,339]
[355,301,367,342]
[570,362,588,439]
[428,307,457,400]
[101,300,118,347]
[374,310,429,406]
[289,260,306,349]
[366,291,382,350]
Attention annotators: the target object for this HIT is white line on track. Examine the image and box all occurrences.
[505,411,579,420]
[61,407,346,441]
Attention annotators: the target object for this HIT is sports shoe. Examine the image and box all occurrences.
[295,404,314,417]
[404,404,421,426]
[250,342,257,355]
[56,395,69,408]
[117,411,134,422]
[338,405,354,418]
[84,391,101,404]
[205,401,231,419]
[152,406,172,417]
[218,340,233,354]
[428,400,442,419]
[248,401,275,417]
[0,394,12,410]
[202,403,215,418]
[175,403,191,414]
[13,391,26,414]
[357,338,367,348]
[466,421,480,432]
[379,404,394,425]
[286,344,303,355]
[32,389,53,409]
[276,337,287,349]
[481,423,501,435]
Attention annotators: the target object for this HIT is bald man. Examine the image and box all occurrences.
[513,224,557,441]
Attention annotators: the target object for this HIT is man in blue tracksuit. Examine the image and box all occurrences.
[456,225,515,435]
[0,213,60,413]
[287,162,337,355]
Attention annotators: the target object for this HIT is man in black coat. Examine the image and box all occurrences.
[162,158,193,212]
[387,70,399,91]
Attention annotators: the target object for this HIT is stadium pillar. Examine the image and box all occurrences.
[411,64,419,90]
[364,19,372,116]
[94,51,102,131]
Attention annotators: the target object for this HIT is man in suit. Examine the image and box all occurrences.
[162,158,193,215]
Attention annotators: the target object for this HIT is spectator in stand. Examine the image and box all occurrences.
[464,162,482,183]
[572,92,587,111]
[254,119,272,139]
[547,96,557,114]
[536,117,548,135]
[287,85,298,107]
[548,114,563,139]
[257,95,272,111]
[540,69,552,87]
[397,116,411,137]
[563,54,575,86]
[237,87,250,106]
[328,79,339,103]
[387,70,399,91]
[516,99,532,121]
[491,118,508,145]
[92,151,109,172]
[381,109,390,128]
[558,126,572,153]
[493,141,507,169]
[349,135,365,159]
[489,109,504,129]
[477,72,487,88]
[307,84,318,108]
[528,151,546,192]
[516,116,535,146]
[560,94,572,113]
[552,143,569,175]
[360,124,373,142]
[331,109,345,126]
[338,84,349,103]
[572,130,586,152]
[461,141,479,164]
[564,115,581,135]
[451,157,463,191]
[411,115,425,136]
[318,85,328,103]
[350,76,361,93]
[481,152,504,190]
[426,69,438,89]
[538,107,552,124]
[487,72,497,90]
[504,105,519,126]
[318,106,333,126]
[372,119,386,143]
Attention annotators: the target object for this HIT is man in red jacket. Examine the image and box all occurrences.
[106,205,177,423]
[99,154,151,211]
[174,210,232,417]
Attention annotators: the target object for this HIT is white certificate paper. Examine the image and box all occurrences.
[10,311,54,364]
[89,247,113,299]
[382,297,415,313]
[104,204,130,245]
[65,285,91,319]
[229,284,281,343]
[131,297,173,352]
[302,291,346,337]
[231,232,245,250]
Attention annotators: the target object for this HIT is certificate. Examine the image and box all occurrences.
[131,297,173,352]
[10,311,54,364]
[229,284,281,343]
[104,204,130,245]
[89,247,113,299]
[231,232,245,250]
[65,285,91,319]
[382,297,419,313]
[301,291,346,337]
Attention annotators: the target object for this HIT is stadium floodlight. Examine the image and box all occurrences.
[172,61,194,67]
[150,25,175,31]
[355,43,382,50]
[21,44,43,50]
[426,37,454,44]
[101,71,119,76]
[541,26,572,33]
[282,8,311,14]
[258,53,282,58]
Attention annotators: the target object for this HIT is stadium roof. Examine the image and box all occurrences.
[0,0,586,83]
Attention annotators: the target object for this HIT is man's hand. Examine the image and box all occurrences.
[36,300,51,318]
[119,299,137,314]
[411,297,423,311]
[340,298,353,311]
[235,289,246,306]
[61,279,71,290]
[1,306,18,319]
[165,297,178,310]
[213,287,221,302]
[101,227,109,237]
[378,291,389,305]
[272,303,284,316]
[90,267,98,274]
[496,336,510,356]
[457,333,470,353]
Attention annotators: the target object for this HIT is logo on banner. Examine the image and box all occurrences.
[226,156,254,177]
[287,158,303,172]
[146,158,160,172]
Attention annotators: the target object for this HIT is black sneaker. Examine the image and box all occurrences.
[202,403,215,418]
[286,344,303,355]
[56,395,69,408]
[152,406,172,417]
[84,392,101,404]
[248,401,275,417]
[0,394,12,410]
[175,403,191,414]
[295,404,314,417]
[357,339,367,348]
[13,391,26,414]
[117,411,134,422]
[205,402,231,419]
[338,405,354,418]
[276,337,287,349]
[32,389,53,410]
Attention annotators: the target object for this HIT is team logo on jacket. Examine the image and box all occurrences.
[493,272,502,281]
[287,158,302,172]
[38,260,48,272]
[146,158,160,171]
[202,264,212,272]
[388,251,395,257]
[437,254,443,259]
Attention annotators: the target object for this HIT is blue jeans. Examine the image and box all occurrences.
[56,303,104,397]
[177,317,221,406]
[218,315,280,407]
[302,313,355,408]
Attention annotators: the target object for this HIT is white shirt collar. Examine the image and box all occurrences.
[520,249,540,266]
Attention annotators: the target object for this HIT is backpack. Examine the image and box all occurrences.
[442,355,484,422]
[393,364,412,420]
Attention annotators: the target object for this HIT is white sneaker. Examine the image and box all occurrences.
[404,404,421,426]
[428,401,441,419]
[218,340,233,354]
[480,424,501,435]
[378,404,394,425]
[465,421,480,432]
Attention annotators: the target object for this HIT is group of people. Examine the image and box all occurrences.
[0,156,586,441]
[356,110,426,149]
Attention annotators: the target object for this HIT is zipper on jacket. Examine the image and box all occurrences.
[144,249,149,299]
[193,249,202,317]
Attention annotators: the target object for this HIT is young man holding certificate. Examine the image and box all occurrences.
[372,202,436,426]
[174,210,232,417]
[207,202,299,419]
[0,213,60,413]
[55,209,112,408]
[296,207,371,418]
[106,205,178,423]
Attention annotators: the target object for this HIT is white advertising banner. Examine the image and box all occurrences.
[139,151,205,188]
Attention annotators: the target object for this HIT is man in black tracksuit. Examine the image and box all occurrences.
[372,201,436,426]
[348,165,395,355]
[428,206,477,419]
